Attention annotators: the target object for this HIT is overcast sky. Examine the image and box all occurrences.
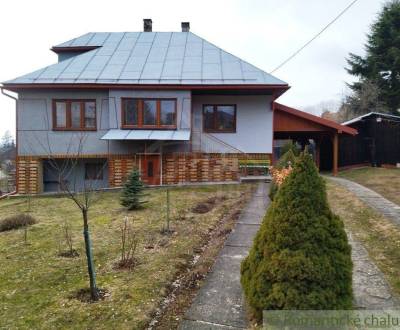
[0,0,385,138]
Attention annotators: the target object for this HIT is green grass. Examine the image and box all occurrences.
[327,180,400,296]
[338,167,400,205]
[0,184,252,329]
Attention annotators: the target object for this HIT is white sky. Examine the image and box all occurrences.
[0,0,385,139]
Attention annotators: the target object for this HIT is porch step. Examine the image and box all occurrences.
[240,175,271,183]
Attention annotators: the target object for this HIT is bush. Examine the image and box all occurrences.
[241,151,352,320]
[120,169,147,210]
[280,140,300,157]
[276,149,297,170]
[268,181,279,201]
[0,214,37,232]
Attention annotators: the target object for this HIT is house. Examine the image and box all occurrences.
[339,112,400,168]
[1,20,355,194]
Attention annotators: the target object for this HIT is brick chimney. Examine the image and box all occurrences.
[143,19,152,32]
[181,22,190,32]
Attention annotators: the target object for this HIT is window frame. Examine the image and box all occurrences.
[52,99,97,131]
[84,162,104,181]
[202,104,237,133]
[121,98,177,130]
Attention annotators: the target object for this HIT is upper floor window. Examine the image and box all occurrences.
[53,100,96,131]
[203,105,236,133]
[121,98,177,129]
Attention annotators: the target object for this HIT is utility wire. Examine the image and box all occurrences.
[270,0,360,74]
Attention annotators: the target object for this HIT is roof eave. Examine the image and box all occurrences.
[274,102,357,136]
[1,82,290,93]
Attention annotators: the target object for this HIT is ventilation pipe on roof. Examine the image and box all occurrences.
[181,22,190,32]
[143,19,152,32]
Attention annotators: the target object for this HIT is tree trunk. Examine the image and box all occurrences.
[82,208,99,301]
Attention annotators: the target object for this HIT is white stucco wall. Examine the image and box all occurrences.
[192,95,273,153]
[17,90,110,156]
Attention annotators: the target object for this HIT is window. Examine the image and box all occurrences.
[121,98,176,129]
[85,163,104,180]
[53,100,97,130]
[160,100,175,126]
[122,99,139,126]
[203,105,236,132]
[143,100,157,126]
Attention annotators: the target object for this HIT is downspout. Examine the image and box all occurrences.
[1,88,18,195]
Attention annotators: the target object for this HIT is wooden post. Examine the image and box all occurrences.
[315,137,321,171]
[333,133,338,176]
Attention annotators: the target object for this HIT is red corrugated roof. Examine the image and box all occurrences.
[274,102,357,136]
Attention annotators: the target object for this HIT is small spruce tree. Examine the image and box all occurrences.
[120,169,147,210]
[241,151,352,320]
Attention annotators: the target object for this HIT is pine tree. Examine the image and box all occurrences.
[346,0,400,115]
[120,170,147,210]
[241,151,352,320]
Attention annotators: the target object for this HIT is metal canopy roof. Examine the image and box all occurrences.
[342,112,400,125]
[3,32,288,86]
[101,129,191,141]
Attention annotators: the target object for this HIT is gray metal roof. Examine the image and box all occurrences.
[101,129,191,141]
[342,112,400,125]
[4,32,287,86]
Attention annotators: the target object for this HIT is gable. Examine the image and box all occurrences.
[274,109,330,132]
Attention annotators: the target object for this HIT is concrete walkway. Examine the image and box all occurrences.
[328,177,399,308]
[180,182,269,330]
[348,231,398,309]
[329,176,400,227]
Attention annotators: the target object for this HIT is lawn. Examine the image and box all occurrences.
[0,184,253,329]
[338,167,400,205]
[327,180,400,296]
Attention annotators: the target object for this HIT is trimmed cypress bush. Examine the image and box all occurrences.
[241,151,352,320]
[120,170,147,210]
[269,149,297,201]
[280,140,300,157]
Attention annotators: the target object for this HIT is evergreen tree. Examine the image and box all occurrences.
[347,0,400,115]
[241,151,352,320]
[120,170,147,210]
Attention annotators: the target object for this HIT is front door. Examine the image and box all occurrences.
[141,155,161,185]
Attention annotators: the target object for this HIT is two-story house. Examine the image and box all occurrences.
[1,20,302,194]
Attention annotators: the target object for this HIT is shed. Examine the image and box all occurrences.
[273,103,357,175]
[340,112,400,168]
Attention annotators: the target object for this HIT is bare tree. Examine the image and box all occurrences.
[118,216,139,268]
[33,132,107,300]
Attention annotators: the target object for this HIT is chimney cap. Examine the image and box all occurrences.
[181,22,190,32]
[143,18,152,32]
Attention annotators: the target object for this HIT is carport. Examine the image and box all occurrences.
[273,103,357,175]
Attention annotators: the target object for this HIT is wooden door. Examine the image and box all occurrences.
[141,155,161,185]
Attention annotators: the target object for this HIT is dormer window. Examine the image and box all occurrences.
[121,98,177,129]
[53,100,96,131]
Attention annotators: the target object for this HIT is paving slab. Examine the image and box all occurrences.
[180,183,269,330]
[348,232,399,309]
[328,176,400,227]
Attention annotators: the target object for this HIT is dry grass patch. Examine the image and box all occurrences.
[339,167,400,205]
[0,184,253,329]
[326,180,400,296]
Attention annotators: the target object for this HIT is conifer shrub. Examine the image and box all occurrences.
[120,170,147,210]
[269,149,297,201]
[241,151,352,320]
[280,140,300,157]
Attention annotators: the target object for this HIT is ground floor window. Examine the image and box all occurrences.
[85,163,104,180]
